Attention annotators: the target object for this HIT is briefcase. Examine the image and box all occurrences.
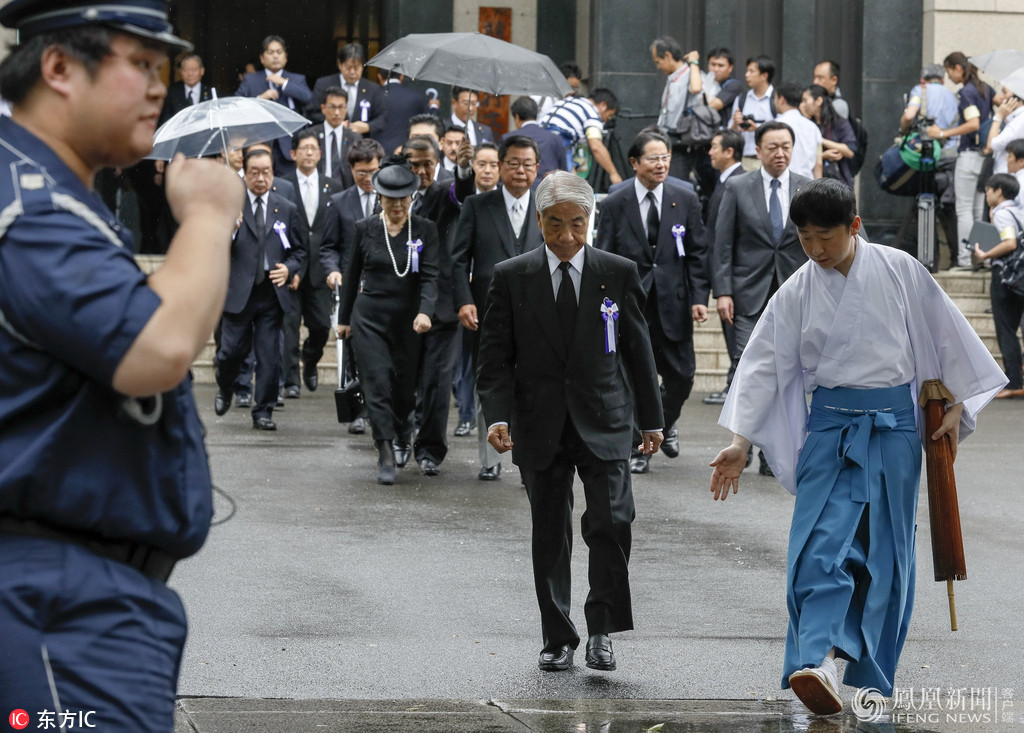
[332,286,364,423]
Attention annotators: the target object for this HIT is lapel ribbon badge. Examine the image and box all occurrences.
[601,298,619,353]
[671,224,686,257]
[360,99,371,122]
[273,220,291,249]
[409,239,423,273]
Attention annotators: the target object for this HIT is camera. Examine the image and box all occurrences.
[741,114,761,131]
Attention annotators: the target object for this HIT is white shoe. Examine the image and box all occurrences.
[789,665,843,715]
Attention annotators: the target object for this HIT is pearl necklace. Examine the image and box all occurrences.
[381,212,414,278]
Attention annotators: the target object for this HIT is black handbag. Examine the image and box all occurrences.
[1000,212,1024,297]
[332,286,364,423]
[674,95,719,148]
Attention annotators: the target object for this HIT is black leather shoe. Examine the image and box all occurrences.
[758,451,774,477]
[283,385,301,399]
[661,424,679,458]
[419,458,439,476]
[214,391,231,416]
[478,464,501,481]
[538,644,574,672]
[303,365,318,392]
[585,634,615,671]
[629,455,649,474]
[453,421,472,437]
[252,417,277,431]
[235,393,252,409]
[348,416,366,434]
[376,440,395,485]
[392,441,412,469]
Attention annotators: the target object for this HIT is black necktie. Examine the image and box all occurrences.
[186,88,194,106]
[254,196,266,284]
[557,261,577,345]
[329,131,341,178]
[646,190,659,249]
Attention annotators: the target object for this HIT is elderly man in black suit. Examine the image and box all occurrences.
[503,96,566,184]
[214,149,306,430]
[402,136,475,474]
[280,129,344,398]
[236,36,312,176]
[376,72,431,155]
[595,130,707,474]
[452,136,544,481]
[311,43,387,140]
[159,53,211,125]
[711,120,809,473]
[477,171,663,672]
[695,128,744,405]
[313,86,361,189]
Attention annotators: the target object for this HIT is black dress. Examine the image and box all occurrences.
[339,214,439,442]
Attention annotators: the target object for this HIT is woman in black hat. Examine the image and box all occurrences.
[337,156,439,484]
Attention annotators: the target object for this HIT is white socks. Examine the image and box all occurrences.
[819,655,839,690]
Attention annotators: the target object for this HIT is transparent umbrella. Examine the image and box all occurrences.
[145,95,309,160]
[968,49,1024,88]
[367,32,573,98]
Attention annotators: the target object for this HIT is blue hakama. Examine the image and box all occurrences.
[782,384,920,696]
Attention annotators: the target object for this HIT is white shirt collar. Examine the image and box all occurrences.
[324,120,344,135]
[297,169,318,187]
[264,68,284,77]
[185,82,200,95]
[545,242,586,275]
[502,186,530,211]
[719,162,742,182]
[634,178,663,207]
[760,166,790,190]
[246,188,266,208]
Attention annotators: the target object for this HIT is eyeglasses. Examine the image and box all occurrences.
[352,169,380,178]
[640,154,671,164]
[295,144,320,153]
[322,104,347,112]
[455,98,479,108]
[502,159,537,170]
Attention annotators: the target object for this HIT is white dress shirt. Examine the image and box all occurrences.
[322,121,344,180]
[265,68,292,108]
[760,166,791,224]
[634,178,662,239]
[775,108,822,180]
[719,162,742,182]
[451,112,477,145]
[545,244,584,303]
[296,169,320,224]
[502,186,530,238]
[184,83,201,105]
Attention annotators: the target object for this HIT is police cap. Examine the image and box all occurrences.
[0,0,191,52]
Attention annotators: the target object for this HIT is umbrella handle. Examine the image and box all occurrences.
[947,580,958,631]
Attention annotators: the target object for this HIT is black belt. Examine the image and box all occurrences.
[0,515,176,583]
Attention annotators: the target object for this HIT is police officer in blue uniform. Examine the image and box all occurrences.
[0,1,244,730]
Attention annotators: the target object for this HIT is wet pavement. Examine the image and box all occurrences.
[173,384,1023,732]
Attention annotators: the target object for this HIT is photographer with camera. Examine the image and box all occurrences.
[731,55,776,170]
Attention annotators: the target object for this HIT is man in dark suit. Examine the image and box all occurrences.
[595,130,707,474]
[281,129,343,398]
[310,43,387,140]
[477,171,663,673]
[711,120,808,473]
[452,136,544,481]
[403,136,475,474]
[376,73,431,155]
[695,129,744,405]
[214,149,306,430]
[235,35,312,177]
[313,86,360,189]
[504,96,566,184]
[450,86,494,146]
[159,53,212,125]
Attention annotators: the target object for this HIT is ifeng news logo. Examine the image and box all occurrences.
[856,686,1016,726]
[8,709,97,729]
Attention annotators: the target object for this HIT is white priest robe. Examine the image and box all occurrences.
[720,239,1007,495]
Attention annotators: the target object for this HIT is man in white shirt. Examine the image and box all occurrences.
[731,55,776,167]
[773,81,822,180]
[315,87,360,188]
[986,93,1024,173]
